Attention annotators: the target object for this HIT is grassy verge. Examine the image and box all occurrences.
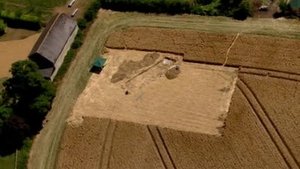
[0,0,68,21]
[0,153,15,169]
[16,139,32,169]
[0,139,32,169]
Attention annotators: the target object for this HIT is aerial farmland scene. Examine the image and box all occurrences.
[0,0,299,169]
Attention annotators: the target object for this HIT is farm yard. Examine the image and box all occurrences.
[22,9,300,169]
[0,33,40,77]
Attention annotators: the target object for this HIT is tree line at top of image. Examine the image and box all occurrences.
[100,0,252,20]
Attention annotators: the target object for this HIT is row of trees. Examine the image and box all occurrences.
[101,0,252,20]
[0,60,55,155]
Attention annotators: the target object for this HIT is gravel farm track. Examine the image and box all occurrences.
[28,10,300,169]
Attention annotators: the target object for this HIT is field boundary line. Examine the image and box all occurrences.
[98,120,117,169]
[147,126,177,169]
[14,150,18,169]
[105,46,185,56]
[239,67,300,82]
[147,126,168,169]
[156,128,177,169]
[223,32,240,66]
[182,59,300,80]
[237,79,299,169]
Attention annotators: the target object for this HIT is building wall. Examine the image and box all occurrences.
[50,26,79,81]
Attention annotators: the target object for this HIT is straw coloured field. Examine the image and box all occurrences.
[28,10,300,169]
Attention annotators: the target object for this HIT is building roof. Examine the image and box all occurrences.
[290,0,300,9]
[93,57,107,68]
[30,13,77,64]
[39,67,54,79]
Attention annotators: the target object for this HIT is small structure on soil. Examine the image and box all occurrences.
[29,13,78,80]
[165,65,180,79]
[90,56,107,74]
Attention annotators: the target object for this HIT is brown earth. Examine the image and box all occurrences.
[0,33,40,77]
[57,86,292,169]
[105,27,300,74]
[67,49,237,136]
[0,28,37,42]
[239,73,300,165]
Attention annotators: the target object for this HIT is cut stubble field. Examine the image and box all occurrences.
[29,10,300,169]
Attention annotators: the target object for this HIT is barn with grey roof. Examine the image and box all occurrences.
[29,13,78,80]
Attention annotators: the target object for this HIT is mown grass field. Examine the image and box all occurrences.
[0,0,68,21]
[0,153,15,169]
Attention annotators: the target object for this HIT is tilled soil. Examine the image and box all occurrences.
[105,27,300,74]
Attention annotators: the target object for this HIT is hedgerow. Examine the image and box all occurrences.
[0,10,41,30]
[101,0,252,20]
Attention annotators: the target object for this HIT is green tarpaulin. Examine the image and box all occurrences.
[290,0,300,9]
[93,56,106,68]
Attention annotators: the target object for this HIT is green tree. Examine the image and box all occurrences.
[3,60,55,132]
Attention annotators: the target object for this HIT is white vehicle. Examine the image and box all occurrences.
[68,0,76,8]
[71,8,79,17]
[259,5,269,11]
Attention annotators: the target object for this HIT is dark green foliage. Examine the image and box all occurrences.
[232,0,252,20]
[101,0,252,19]
[0,10,41,30]
[279,0,289,13]
[0,19,6,35]
[102,0,192,14]
[0,115,30,155]
[72,30,84,49]
[16,138,32,169]
[78,18,87,29]
[54,49,76,82]
[0,105,12,128]
[84,0,101,21]
[0,60,55,155]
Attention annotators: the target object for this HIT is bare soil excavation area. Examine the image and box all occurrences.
[67,49,237,136]
[56,26,300,169]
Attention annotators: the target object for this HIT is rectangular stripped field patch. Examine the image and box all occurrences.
[68,49,238,136]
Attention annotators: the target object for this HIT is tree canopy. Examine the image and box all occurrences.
[0,60,55,155]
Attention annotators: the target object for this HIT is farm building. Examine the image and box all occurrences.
[29,13,78,80]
